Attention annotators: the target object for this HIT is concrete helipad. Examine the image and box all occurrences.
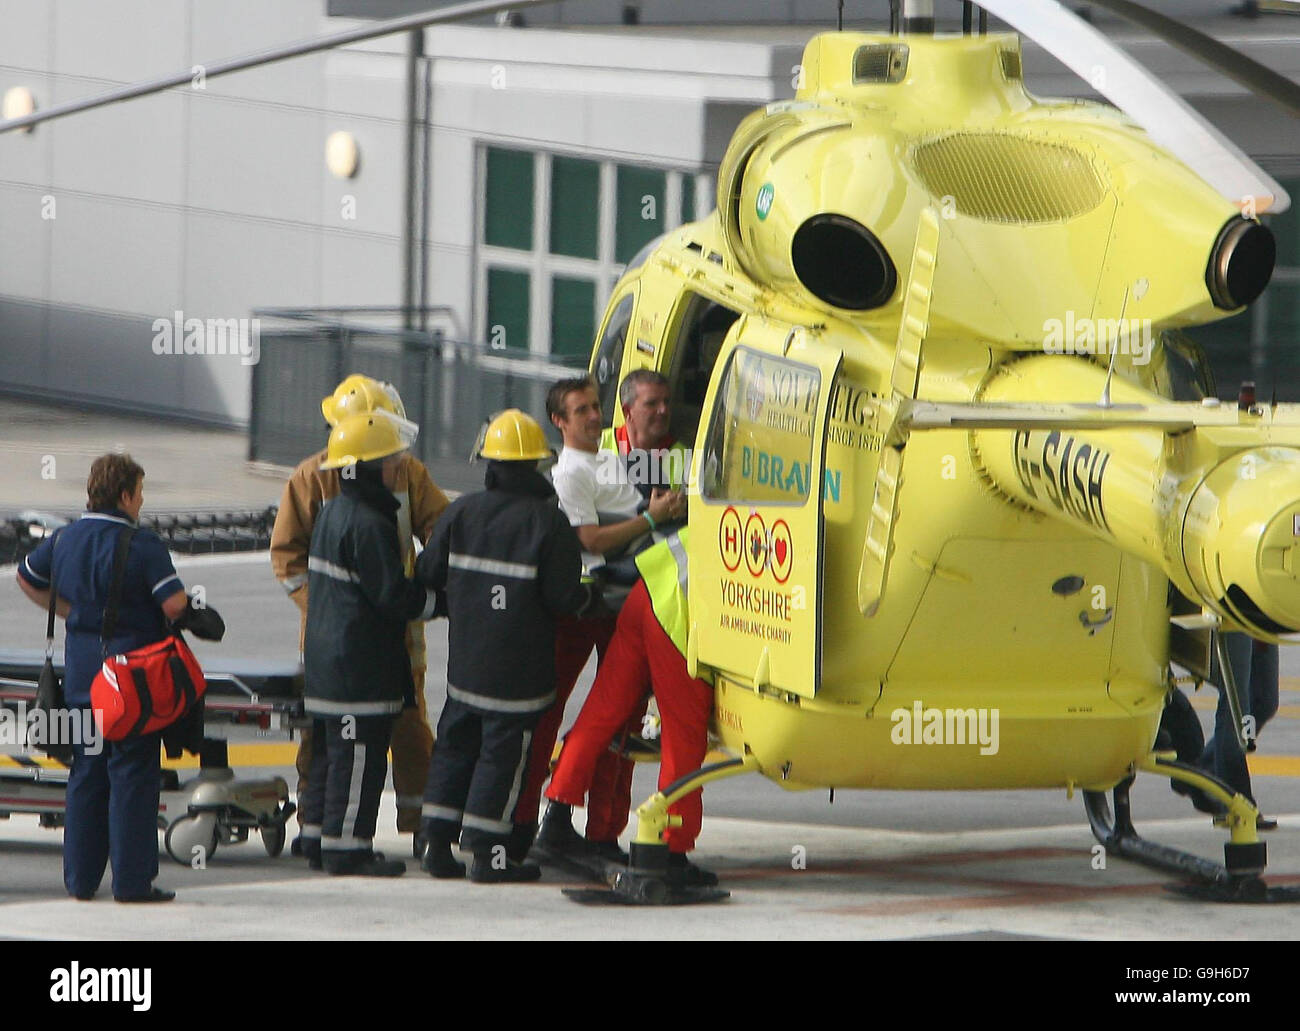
[3,793,1300,940]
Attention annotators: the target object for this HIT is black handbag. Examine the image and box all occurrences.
[32,531,75,765]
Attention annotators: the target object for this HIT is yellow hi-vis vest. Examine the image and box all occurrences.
[599,427,688,492]
[634,527,690,657]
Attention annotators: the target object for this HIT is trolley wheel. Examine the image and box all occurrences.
[261,820,287,858]
[164,813,219,866]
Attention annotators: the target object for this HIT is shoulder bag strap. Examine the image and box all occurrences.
[44,530,62,659]
[100,526,137,651]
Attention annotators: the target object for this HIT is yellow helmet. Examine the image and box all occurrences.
[321,374,407,425]
[476,409,552,462]
[320,410,419,469]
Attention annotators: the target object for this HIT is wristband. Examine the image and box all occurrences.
[644,511,657,531]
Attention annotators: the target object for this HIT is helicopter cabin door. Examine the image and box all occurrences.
[690,320,842,699]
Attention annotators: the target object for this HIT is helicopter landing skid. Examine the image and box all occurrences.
[1083,763,1300,904]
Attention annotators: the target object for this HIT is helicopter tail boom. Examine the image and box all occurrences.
[945,357,1300,641]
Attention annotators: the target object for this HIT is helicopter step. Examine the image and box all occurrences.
[1084,757,1300,904]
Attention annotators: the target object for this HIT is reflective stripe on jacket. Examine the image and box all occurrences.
[634,527,690,656]
[270,449,448,666]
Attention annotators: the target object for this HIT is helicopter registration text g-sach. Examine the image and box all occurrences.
[1012,429,1112,533]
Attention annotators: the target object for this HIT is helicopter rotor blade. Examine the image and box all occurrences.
[1080,0,1300,120]
[0,0,570,135]
[972,0,1291,214]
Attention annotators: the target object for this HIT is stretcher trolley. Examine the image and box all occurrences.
[0,650,305,865]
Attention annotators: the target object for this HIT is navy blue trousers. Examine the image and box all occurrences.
[64,719,162,899]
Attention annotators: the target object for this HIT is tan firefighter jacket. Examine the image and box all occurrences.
[270,449,449,671]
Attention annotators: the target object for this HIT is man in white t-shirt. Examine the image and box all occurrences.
[515,376,681,866]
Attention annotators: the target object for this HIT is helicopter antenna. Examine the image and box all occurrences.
[1098,286,1130,409]
[890,0,901,33]
[838,0,844,30]
[963,2,974,34]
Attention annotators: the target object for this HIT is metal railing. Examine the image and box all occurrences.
[1,508,278,565]
[249,307,587,494]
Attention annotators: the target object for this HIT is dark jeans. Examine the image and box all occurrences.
[1200,634,1279,801]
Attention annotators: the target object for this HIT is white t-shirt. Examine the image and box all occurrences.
[551,446,645,575]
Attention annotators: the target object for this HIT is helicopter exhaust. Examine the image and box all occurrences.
[972,355,1300,640]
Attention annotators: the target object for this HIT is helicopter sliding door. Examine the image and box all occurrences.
[690,320,842,699]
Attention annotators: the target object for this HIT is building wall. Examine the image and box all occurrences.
[3,4,1299,425]
[0,0,409,426]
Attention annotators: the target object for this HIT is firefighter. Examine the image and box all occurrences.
[271,374,448,854]
[544,527,717,887]
[300,410,436,876]
[416,410,592,883]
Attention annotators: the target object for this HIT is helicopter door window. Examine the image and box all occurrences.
[666,292,741,447]
[593,292,636,424]
[700,346,820,506]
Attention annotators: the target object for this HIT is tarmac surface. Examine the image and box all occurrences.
[3,399,1300,940]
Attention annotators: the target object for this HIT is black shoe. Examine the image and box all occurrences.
[1171,777,1225,816]
[300,838,322,870]
[421,840,467,879]
[324,852,406,877]
[290,835,304,857]
[666,853,717,887]
[115,887,176,903]
[470,853,542,884]
[535,805,596,860]
[507,822,538,864]
[71,891,95,901]
[590,840,629,865]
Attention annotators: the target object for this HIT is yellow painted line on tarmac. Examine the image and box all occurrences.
[1248,755,1300,777]
[162,743,298,769]
[1186,695,1300,719]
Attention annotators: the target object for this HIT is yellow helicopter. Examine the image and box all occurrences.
[580,1,1300,904]
[5,0,1300,906]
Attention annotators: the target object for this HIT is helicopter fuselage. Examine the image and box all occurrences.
[587,31,1297,795]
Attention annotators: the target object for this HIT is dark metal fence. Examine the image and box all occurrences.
[249,307,587,494]
[1,508,278,565]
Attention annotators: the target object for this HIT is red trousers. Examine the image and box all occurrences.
[547,580,713,853]
[514,612,641,841]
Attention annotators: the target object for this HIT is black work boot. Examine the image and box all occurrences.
[298,836,323,871]
[507,821,538,864]
[534,802,594,860]
[590,840,629,865]
[323,850,406,877]
[421,838,467,879]
[470,849,542,884]
[666,851,718,887]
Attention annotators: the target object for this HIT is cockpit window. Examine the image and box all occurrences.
[592,292,636,424]
[700,347,820,505]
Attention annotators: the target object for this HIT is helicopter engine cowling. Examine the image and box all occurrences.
[714,33,1272,346]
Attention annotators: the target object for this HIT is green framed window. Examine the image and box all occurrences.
[550,277,597,359]
[616,166,666,263]
[486,268,530,352]
[484,148,534,251]
[550,156,600,259]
